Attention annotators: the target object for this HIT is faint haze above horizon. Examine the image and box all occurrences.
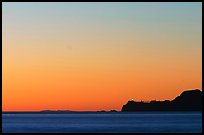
[2,2,202,111]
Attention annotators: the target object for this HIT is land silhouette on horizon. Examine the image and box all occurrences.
[122,89,202,111]
[2,89,202,113]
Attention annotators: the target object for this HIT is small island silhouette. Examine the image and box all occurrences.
[121,89,202,111]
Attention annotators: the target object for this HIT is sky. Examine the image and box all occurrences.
[2,2,202,111]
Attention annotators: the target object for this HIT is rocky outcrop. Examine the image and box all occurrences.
[121,89,202,111]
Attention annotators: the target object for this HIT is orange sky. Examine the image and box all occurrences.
[2,3,202,111]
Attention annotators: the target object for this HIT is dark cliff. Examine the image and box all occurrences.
[121,89,202,111]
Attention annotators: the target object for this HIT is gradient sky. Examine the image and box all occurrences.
[2,2,202,111]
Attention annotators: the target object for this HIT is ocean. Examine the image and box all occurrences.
[2,112,202,133]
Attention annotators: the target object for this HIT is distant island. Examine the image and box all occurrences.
[2,110,118,114]
[121,89,202,111]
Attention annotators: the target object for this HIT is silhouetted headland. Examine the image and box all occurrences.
[121,89,202,111]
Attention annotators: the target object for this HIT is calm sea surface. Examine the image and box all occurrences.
[2,112,202,133]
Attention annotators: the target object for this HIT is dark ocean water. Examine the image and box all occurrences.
[2,112,202,133]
